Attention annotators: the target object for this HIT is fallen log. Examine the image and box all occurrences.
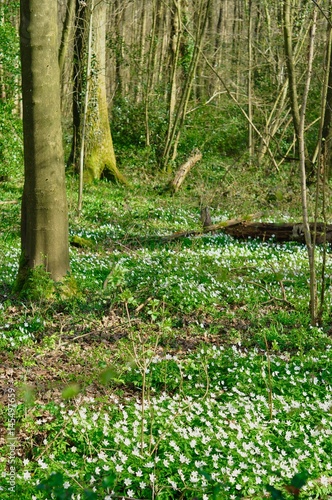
[168,148,202,193]
[162,218,332,244]
[161,214,261,241]
[222,221,332,244]
[122,215,332,247]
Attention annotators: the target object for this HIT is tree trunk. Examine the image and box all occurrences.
[113,0,124,97]
[59,0,75,80]
[84,0,126,183]
[70,0,127,184]
[321,1,332,178]
[168,148,202,193]
[159,220,332,245]
[283,0,314,179]
[161,0,211,169]
[247,0,254,161]
[68,0,85,169]
[143,0,157,147]
[283,0,318,323]
[163,0,183,168]
[18,0,69,284]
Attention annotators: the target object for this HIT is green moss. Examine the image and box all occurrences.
[14,258,78,301]
[55,274,80,300]
[84,148,128,185]
[15,263,55,300]
[13,251,30,294]
[70,235,94,248]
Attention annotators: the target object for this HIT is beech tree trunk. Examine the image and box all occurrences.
[70,0,127,184]
[18,0,69,284]
[84,0,126,183]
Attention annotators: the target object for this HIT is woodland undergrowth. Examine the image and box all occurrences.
[1,160,332,499]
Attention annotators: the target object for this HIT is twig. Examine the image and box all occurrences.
[247,280,293,308]
[263,331,273,421]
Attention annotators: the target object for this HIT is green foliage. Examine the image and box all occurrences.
[111,96,248,169]
[36,472,77,499]
[112,96,168,151]
[0,2,20,98]
[61,383,81,400]
[181,103,248,158]
[70,235,94,249]
[0,317,40,350]
[2,346,332,498]
[1,152,332,498]
[267,470,310,499]
[15,263,55,301]
[0,106,23,180]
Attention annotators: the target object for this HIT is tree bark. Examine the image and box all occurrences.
[168,149,202,193]
[283,0,314,179]
[283,0,318,323]
[70,0,127,184]
[59,0,75,79]
[159,220,332,245]
[247,0,254,161]
[18,0,69,283]
[162,0,183,167]
[161,0,211,168]
[320,1,332,178]
[83,0,126,183]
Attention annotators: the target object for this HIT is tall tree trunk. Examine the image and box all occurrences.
[163,0,182,167]
[162,0,211,168]
[247,0,254,161]
[155,0,169,90]
[283,0,313,179]
[59,0,75,80]
[136,0,147,103]
[283,0,318,324]
[68,0,85,169]
[321,1,332,178]
[209,2,223,96]
[18,0,69,284]
[83,0,126,183]
[59,0,76,114]
[113,0,124,98]
[144,0,158,147]
[70,0,127,184]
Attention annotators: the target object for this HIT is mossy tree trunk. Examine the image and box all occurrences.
[71,0,127,184]
[18,0,69,285]
[84,0,126,183]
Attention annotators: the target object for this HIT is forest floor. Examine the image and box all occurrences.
[1,159,332,499]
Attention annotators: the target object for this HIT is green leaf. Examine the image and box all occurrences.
[99,366,119,385]
[36,472,64,490]
[61,383,81,400]
[83,490,99,500]
[290,470,309,489]
[266,484,285,499]
[102,473,116,488]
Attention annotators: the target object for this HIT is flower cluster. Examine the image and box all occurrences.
[12,345,332,499]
